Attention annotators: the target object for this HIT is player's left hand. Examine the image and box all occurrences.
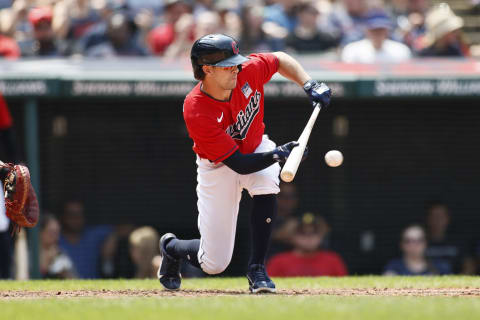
[303,80,331,108]
[272,142,308,163]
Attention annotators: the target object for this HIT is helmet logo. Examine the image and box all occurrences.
[231,41,239,54]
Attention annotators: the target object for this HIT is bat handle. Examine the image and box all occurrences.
[280,103,321,182]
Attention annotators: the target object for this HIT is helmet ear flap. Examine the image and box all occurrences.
[191,57,206,80]
[193,63,205,80]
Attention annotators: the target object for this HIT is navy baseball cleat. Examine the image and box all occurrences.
[157,233,182,290]
[246,264,276,294]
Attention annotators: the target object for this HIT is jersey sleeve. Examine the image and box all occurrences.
[184,112,238,164]
[246,53,279,85]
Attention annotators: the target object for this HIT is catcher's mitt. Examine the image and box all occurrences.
[0,162,39,234]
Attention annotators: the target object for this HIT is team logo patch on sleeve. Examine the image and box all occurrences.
[241,82,253,99]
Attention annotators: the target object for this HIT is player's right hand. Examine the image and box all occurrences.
[272,142,308,163]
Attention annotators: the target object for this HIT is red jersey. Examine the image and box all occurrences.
[183,53,279,163]
[266,251,348,277]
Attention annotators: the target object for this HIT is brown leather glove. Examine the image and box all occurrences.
[1,162,39,235]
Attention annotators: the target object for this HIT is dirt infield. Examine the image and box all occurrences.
[2,288,480,299]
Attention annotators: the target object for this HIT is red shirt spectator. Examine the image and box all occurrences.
[0,34,20,59]
[267,213,348,277]
[267,251,347,277]
[148,23,175,55]
[147,0,193,55]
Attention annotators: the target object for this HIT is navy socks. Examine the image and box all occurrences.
[166,238,201,269]
[249,194,277,266]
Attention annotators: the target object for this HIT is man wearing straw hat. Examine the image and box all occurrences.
[419,3,470,57]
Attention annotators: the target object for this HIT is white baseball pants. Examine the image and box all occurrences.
[196,135,281,274]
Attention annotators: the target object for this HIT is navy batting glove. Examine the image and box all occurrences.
[303,80,331,108]
[272,142,308,163]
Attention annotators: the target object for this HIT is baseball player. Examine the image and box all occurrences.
[158,34,331,293]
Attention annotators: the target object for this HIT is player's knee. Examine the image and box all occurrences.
[201,259,230,275]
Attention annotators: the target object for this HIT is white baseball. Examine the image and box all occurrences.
[325,150,343,167]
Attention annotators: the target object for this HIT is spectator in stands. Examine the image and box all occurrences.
[52,0,102,55]
[128,226,159,278]
[384,225,451,275]
[389,0,430,51]
[214,0,241,40]
[59,200,113,278]
[163,9,219,58]
[269,182,300,256]
[319,0,371,46]
[424,202,474,274]
[81,11,147,57]
[22,7,60,57]
[267,213,347,277]
[40,214,77,279]
[0,33,20,59]
[239,3,270,53]
[418,3,470,57]
[100,221,136,278]
[263,0,299,34]
[262,0,300,50]
[0,0,34,43]
[285,2,338,54]
[147,0,193,56]
[341,10,411,63]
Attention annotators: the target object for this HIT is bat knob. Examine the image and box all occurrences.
[280,171,294,183]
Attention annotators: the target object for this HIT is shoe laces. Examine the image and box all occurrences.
[250,264,269,282]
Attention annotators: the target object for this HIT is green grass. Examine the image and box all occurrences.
[1,277,480,320]
[1,276,479,291]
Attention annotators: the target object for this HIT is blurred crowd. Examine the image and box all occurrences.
[0,0,478,60]
[2,183,480,279]
[266,183,479,277]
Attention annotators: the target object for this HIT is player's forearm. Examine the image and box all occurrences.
[222,150,276,175]
[273,52,311,87]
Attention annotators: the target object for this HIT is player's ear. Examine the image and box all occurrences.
[202,65,213,76]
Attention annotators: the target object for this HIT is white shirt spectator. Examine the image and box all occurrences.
[341,38,411,63]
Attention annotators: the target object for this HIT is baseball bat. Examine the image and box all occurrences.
[280,103,321,182]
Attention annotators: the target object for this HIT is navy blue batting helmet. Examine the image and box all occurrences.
[190,34,249,80]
